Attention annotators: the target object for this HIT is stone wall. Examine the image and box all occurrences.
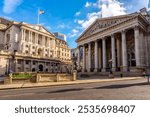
[4,71,77,84]
[0,57,7,75]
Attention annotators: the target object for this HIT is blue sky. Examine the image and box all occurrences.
[0,0,149,48]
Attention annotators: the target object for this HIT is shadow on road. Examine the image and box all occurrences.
[46,82,149,94]
[47,88,84,94]
[94,82,149,89]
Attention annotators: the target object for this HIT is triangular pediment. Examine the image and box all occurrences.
[77,13,138,41]
[28,25,51,34]
[24,24,54,36]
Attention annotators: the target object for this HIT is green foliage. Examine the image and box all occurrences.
[12,73,32,79]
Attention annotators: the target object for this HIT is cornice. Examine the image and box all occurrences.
[76,13,138,42]
[20,25,55,38]
[77,15,137,43]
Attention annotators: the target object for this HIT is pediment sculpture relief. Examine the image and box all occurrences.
[81,16,134,39]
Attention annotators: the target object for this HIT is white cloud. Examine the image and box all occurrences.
[68,29,79,38]
[100,0,126,18]
[3,0,23,14]
[75,11,81,16]
[85,1,92,7]
[77,20,84,25]
[82,12,100,29]
[76,11,100,29]
[76,0,127,29]
[57,23,70,29]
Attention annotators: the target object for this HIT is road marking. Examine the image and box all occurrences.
[0,93,35,98]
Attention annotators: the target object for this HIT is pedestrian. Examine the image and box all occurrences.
[146,69,150,84]
[143,69,150,84]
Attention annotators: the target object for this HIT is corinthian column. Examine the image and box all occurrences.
[102,38,106,72]
[134,26,141,67]
[121,30,127,72]
[82,45,86,72]
[116,38,121,68]
[77,46,80,70]
[111,34,116,71]
[88,43,91,72]
[94,40,98,72]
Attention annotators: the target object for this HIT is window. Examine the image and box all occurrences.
[45,68,48,72]
[32,52,35,55]
[26,61,29,64]
[17,67,21,71]
[33,61,36,65]
[17,60,21,64]
[32,68,36,72]
[46,63,49,66]
[25,50,28,54]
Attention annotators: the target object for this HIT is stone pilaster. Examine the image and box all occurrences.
[30,60,32,72]
[102,38,106,72]
[23,29,26,41]
[121,30,127,72]
[94,40,98,72]
[88,43,91,72]
[111,34,116,71]
[36,34,38,45]
[30,31,33,43]
[29,31,31,42]
[21,29,24,41]
[42,36,45,46]
[29,45,32,55]
[23,60,26,72]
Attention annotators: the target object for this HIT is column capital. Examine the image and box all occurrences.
[121,29,127,34]
[101,37,106,40]
[134,25,139,30]
[88,42,91,46]
[110,34,114,38]
[77,46,80,49]
[94,39,99,43]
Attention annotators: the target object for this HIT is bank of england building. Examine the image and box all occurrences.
[0,17,71,75]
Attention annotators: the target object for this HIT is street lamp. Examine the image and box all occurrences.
[71,53,77,71]
[11,50,17,73]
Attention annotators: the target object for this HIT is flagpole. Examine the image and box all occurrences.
[37,8,40,24]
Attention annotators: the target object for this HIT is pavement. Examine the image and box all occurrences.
[0,76,144,90]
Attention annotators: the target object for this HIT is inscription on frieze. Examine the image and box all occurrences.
[81,16,134,39]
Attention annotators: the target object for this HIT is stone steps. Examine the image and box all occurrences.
[79,72,142,78]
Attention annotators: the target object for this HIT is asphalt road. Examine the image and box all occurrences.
[0,78,150,100]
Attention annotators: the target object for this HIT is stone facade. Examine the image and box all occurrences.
[76,8,150,73]
[0,17,71,75]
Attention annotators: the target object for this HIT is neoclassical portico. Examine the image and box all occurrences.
[76,11,150,73]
